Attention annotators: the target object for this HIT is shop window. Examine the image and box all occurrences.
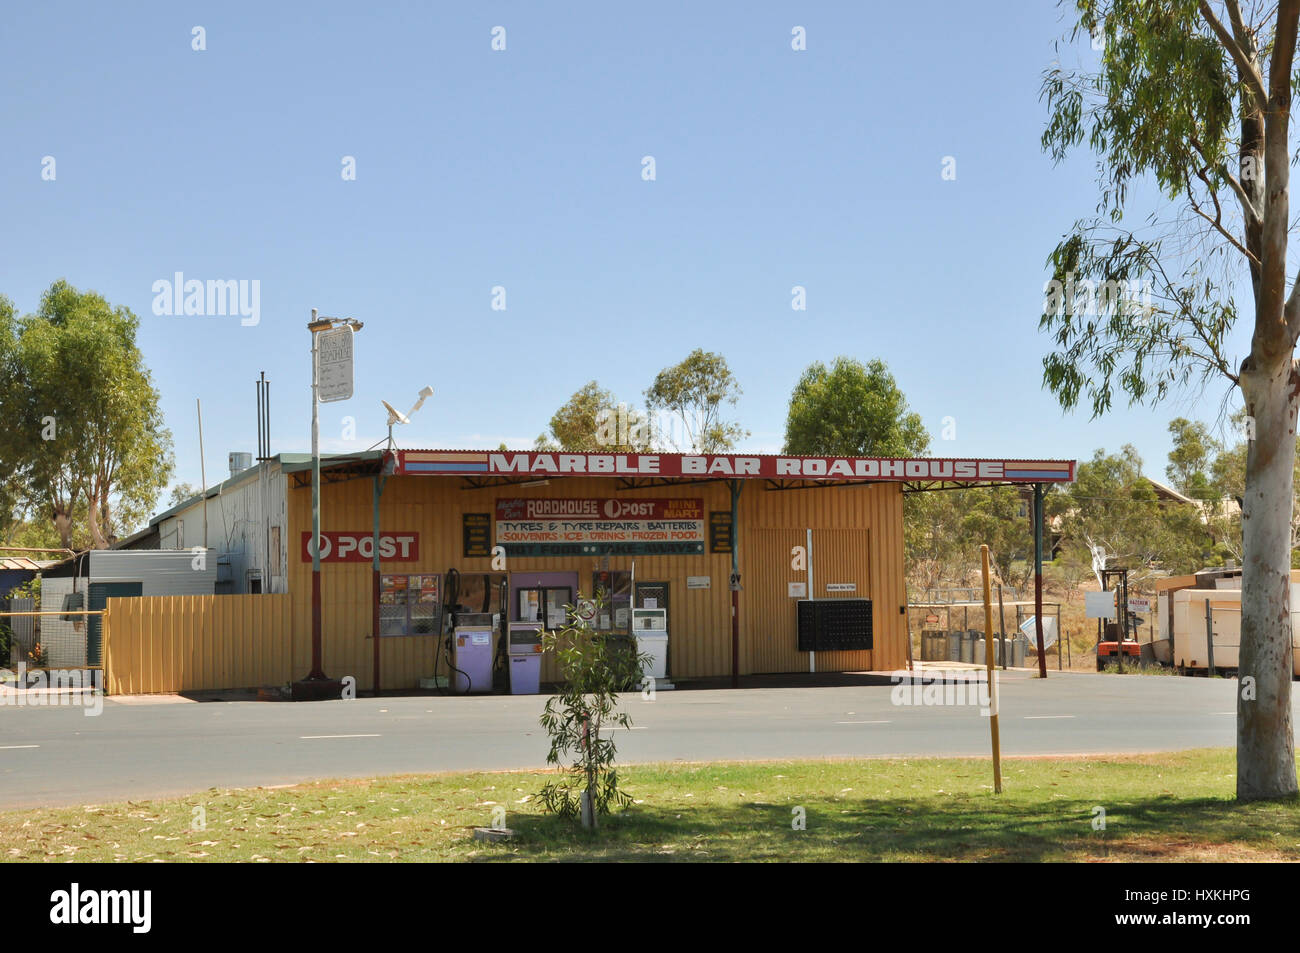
[448,573,508,616]
[380,573,442,636]
[517,586,573,629]
[592,570,632,634]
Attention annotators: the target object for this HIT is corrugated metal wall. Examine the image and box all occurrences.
[88,550,217,595]
[155,462,289,594]
[286,474,906,690]
[103,594,292,694]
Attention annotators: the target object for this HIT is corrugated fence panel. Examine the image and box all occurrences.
[104,594,293,694]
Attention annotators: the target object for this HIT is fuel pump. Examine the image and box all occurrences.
[450,612,494,694]
[438,568,494,695]
[507,618,544,694]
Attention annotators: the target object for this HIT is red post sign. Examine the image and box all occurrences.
[300,531,420,563]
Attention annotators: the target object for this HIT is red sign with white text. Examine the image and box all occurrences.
[495,498,703,521]
[396,451,1074,483]
[301,531,420,563]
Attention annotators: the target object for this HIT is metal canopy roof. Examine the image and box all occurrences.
[0,556,59,571]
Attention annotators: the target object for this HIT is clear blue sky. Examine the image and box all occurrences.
[0,2,1250,501]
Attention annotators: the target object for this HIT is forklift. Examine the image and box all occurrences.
[1095,567,1141,671]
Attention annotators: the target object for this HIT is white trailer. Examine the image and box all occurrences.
[1161,581,1300,676]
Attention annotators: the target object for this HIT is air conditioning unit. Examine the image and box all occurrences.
[229,451,253,476]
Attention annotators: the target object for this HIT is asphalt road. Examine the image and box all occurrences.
[0,671,1249,809]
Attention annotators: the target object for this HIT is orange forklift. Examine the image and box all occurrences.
[1096,568,1141,671]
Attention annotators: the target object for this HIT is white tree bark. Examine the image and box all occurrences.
[1237,358,1300,800]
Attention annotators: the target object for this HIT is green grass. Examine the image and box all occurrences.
[3,749,1298,862]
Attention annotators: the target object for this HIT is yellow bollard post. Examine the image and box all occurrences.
[981,545,1002,794]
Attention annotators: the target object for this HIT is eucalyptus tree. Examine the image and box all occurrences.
[1042,1,1300,798]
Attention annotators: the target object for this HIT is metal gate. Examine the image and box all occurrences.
[88,583,142,667]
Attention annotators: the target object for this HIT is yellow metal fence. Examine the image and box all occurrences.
[103,594,294,695]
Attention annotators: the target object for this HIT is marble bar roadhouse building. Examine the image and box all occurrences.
[137,449,1075,692]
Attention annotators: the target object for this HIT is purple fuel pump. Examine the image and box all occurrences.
[449,612,495,694]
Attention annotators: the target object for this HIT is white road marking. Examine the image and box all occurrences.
[299,734,381,740]
[1023,715,1075,720]
[836,720,891,725]
[0,745,39,750]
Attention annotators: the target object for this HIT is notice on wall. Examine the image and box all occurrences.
[709,511,733,553]
[788,581,808,598]
[686,576,711,589]
[462,513,492,558]
[495,497,704,556]
[826,583,857,593]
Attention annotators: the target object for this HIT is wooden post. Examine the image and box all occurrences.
[981,545,1002,793]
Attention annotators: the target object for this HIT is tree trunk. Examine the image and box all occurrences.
[87,492,110,550]
[51,504,73,551]
[1237,359,1300,801]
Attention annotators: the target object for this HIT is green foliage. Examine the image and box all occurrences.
[1052,540,1095,598]
[1039,1,1247,415]
[782,356,930,457]
[1,579,42,666]
[538,598,650,825]
[167,483,201,508]
[535,381,650,452]
[645,348,748,453]
[0,281,173,548]
[1055,445,1211,580]
[905,486,1032,594]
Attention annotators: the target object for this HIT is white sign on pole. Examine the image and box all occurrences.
[1084,590,1117,620]
[1127,597,1151,614]
[318,326,354,403]
[1020,615,1059,649]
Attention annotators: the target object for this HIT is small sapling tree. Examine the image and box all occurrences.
[538,596,651,829]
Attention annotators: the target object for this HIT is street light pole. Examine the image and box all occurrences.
[293,308,360,700]
[309,308,324,680]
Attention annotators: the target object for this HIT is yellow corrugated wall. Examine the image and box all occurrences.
[736,485,907,675]
[286,475,907,689]
[103,594,292,694]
